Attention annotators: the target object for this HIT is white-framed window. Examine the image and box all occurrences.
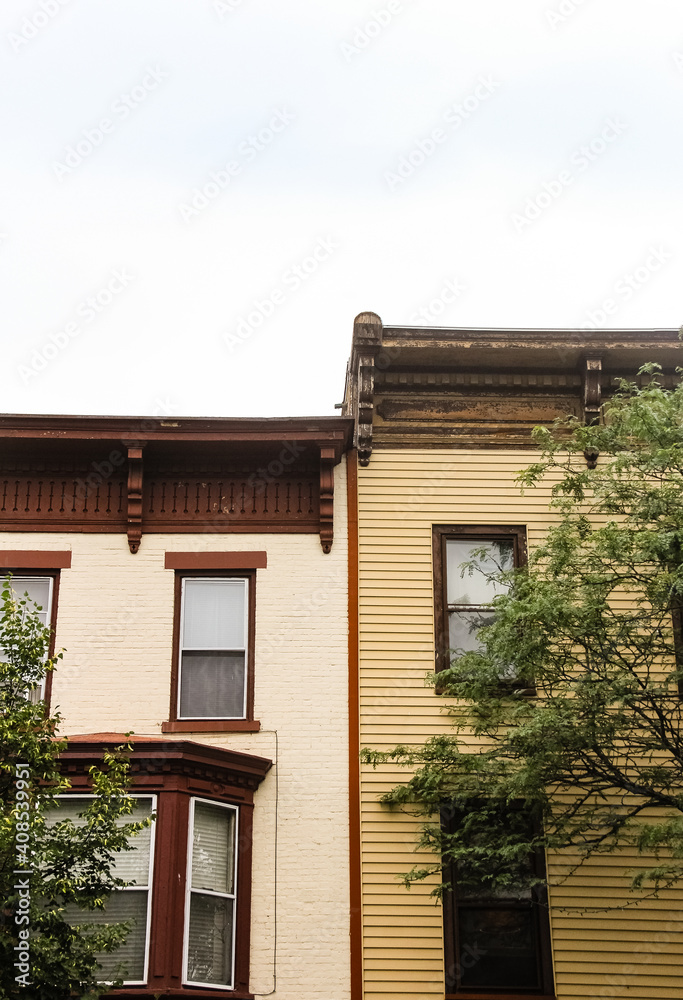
[183,797,239,990]
[0,574,53,701]
[178,577,248,719]
[52,794,156,985]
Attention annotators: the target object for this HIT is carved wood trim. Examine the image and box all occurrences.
[127,446,144,554]
[348,312,383,467]
[319,446,336,553]
[583,356,602,468]
[356,353,375,467]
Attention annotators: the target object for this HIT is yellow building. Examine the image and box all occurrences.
[343,313,683,1000]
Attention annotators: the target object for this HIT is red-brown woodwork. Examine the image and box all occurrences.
[319,445,336,554]
[127,447,144,554]
[59,736,271,999]
[0,417,353,553]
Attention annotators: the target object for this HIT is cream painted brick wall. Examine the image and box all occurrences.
[0,459,350,1000]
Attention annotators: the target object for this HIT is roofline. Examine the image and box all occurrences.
[0,413,354,447]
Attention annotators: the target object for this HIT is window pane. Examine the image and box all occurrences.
[182,579,245,649]
[0,578,52,696]
[448,610,496,654]
[66,890,148,983]
[179,651,246,718]
[49,797,153,885]
[458,906,539,988]
[192,802,236,894]
[1,576,51,625]
[446,541,513,606]
[187,893,234,987]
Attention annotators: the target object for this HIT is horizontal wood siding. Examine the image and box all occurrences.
[357,450,683,1000]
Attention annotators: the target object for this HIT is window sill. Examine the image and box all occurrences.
[162,719,261,733]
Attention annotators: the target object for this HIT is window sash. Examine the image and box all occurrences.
[433,527,526,678]
[177,577,249,720]
[0,574,53,702]
[51,794,156,986]
[441,803,553,996]
[183,797,239,990]
[446,539,514,607]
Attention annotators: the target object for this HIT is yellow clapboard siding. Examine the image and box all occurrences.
[356,447,683,999]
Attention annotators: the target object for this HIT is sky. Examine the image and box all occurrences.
[1,0,682,419]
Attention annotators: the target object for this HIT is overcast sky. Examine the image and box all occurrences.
[1,0,682,418]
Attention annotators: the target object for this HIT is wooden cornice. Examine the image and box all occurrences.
[0,417,353,554]
[59,735,272,793]
[342,315,682,459]
[0,415,353,454]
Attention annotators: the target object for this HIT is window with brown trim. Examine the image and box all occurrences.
[165,570,258,733]
[59,736,271,999]
[442,804,555,998]
[432,525,527,677]
[0,569,61,705]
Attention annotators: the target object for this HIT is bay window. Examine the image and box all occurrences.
[58,736,271,998]
[185,799,238,989]
[55,795,155,986]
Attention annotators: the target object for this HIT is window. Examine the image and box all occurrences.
[433,526,526,676]
[165,566,259,732]
[442,805,554,997]
[177,576,250,720]
[184,798,239,989]
[0,573,56,702]
[50,795,155,986]
[57,736,271,996]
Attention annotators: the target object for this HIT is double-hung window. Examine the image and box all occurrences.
[178,577,249,719]
[57,737,270,995]
[0,574,54,702]
[442,805,554,996]
[433,526,526,676]
[184,798,239,990]
[52,795,155,986]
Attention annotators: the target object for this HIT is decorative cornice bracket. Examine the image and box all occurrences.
[583,356,602,469]
[319,446,336,553]
[126,446,144,553]
[347,312,383,467]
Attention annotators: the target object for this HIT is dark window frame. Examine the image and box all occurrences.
[165,569,258,733]
[432,525,527,677]
[0,566,61,710]
[59,737,271,999]
[441,804,555,999]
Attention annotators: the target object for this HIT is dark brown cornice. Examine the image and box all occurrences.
[0,416,353,553]
[59,735,272,793]
[343,313,681,463]
[0,414,353,453]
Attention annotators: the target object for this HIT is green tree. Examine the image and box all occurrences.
[364,368,683,899]
[0,579,150,998]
